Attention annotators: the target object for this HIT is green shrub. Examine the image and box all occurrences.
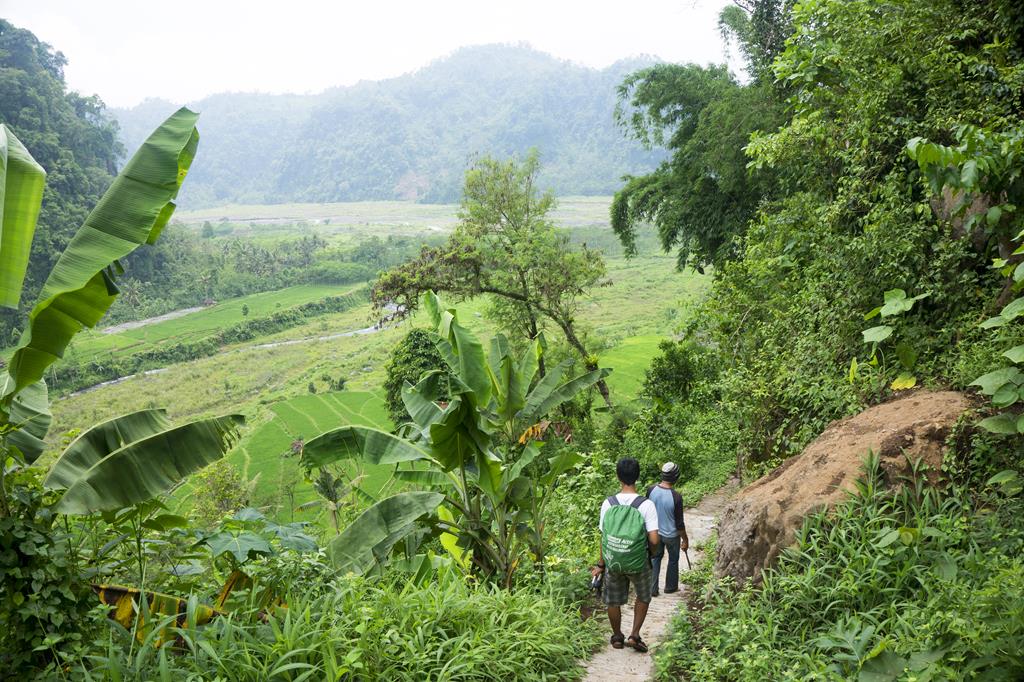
[382,328,451,426]
[658,456,1024,681]
[0,468,96,674]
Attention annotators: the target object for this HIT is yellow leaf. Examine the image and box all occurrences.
[891,373,917,390]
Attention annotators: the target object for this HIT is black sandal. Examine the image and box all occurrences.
[627,636,648,653]
[610,633,625,649]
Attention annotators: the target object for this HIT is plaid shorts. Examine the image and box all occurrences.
[602,562,653,606]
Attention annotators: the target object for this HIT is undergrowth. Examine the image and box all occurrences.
[655,453,1024,681]
[74,557,600,681]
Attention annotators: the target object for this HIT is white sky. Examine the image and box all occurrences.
[1,0,739,108]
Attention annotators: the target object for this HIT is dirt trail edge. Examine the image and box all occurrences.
[582,500,721,682]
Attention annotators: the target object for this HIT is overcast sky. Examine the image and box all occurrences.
[2,0,739,108]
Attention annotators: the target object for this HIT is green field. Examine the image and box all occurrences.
[229,390,392,509]
[44,199,708,523]
[58,284,360,362]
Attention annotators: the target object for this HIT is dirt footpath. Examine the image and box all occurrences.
[581,506,718,682]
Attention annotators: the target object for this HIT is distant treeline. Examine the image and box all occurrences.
[113,45,664,206]
[50,289,370,394]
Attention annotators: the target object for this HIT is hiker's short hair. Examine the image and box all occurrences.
[616,458,640,486]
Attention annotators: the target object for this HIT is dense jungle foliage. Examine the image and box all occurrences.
[614,0,1024,678]
[3,0,1024,678]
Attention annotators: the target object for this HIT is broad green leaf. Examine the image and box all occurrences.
[876,528,901,548]
[401,371,445,433]
[428,396,492,471]
[890,373,917,391]
[897,527,919,545]
[515,335,542,391]
[542,450,585,486]
[204,531,273,563]
[301,425,432,470]
[436,504,469,569]
[970,367,1023,395]
[3,108,200,402]
[520,367,611,424]
[393,469,452,487]
[980,315,1009,329]
[987,205,1003,226]
[960,159,978,187]
[879,289,908,316]
[421,290,445,328]
[45,408,170,489]
[1014,261,1024,283]
[1000,296,1024,321]
[232,507,266,522]
[862,325,893,344]
[327,491,444,575]
[141,514,189,531]
[55,414,243,515]
[264,522,318,552]
[978,413,1019,435]
[987,469,1022,496]
[449,318,491,406]
[992,383,1019,407]
[863,306,882,321]
[518,359,569,422]
[3,377,50,464]
[987,470,1020,486]
[493,350,526,428]
[1003,345,1024,364]
[859,650,907,682]
[0,125,46,309]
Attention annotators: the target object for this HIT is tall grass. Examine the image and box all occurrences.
[77,564,600,681]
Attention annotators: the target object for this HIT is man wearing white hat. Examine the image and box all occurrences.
[646,462,689,596]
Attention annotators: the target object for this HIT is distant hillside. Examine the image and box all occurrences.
[113,45,664,206]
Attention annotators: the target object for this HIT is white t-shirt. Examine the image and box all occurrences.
[599,493,659,534]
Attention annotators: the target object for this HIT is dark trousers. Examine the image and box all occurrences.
[651,534,681,593]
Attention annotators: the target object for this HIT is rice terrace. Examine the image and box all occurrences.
[1,1,1023,680]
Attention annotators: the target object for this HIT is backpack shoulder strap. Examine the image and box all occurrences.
[629,496,646,510]
[607,495,620,507]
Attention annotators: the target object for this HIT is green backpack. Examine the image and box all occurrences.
[601,496,649,573]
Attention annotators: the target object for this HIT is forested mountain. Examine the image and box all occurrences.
[113,45,665,206]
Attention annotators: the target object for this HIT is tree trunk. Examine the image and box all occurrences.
[556,317,613,410]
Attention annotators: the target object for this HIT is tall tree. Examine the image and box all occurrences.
[373,152,613,407]
[610,1,791,271]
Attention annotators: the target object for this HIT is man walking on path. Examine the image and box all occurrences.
[592,458,660,653]
[647,462,689,596]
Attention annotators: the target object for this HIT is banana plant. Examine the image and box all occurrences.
[0,107,200,466]
[301,292,608,586]
[43,408,244,515]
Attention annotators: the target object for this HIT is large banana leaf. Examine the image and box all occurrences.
[44,408,171,490]
[301,425,432,470]
[0,124,46,309]
[327,491,444,574]
[3,377,51,464]
[401,371,445,435]
[519,366,611,425]
[3,108,200,401]
[55,414,243,515]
